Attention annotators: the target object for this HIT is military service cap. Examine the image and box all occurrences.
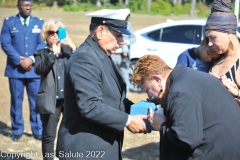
[86,9,131,35]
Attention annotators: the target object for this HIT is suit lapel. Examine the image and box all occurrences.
[86,36,124,92]
[110,57,126,84]
[101,53,123,92]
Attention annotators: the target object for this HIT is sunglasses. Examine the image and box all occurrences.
[47,30,58,36]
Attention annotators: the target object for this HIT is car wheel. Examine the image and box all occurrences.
[129,59,143,92]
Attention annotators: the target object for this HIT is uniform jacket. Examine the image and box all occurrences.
[160,65,240,160]
[34,45,72,114]
[0,14,45,78]
[57,36,131,160]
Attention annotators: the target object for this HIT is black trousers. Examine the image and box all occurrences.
[40,99,64,160]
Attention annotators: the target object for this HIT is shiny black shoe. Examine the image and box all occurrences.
[11,134,22,141]
[33,135,42,141]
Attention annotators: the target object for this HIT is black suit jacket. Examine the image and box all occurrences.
[160,65,240,160]
[57,36,131,160]
[34,44,72,114]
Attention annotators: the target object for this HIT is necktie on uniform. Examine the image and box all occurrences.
[23,19,27,30]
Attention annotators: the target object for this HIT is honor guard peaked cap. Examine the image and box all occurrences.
[86,9,131,35]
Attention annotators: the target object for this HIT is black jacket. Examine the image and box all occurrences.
[56,36,131,160]
[160,65,240,160]
[34,44,72,114]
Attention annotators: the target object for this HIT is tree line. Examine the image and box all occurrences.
[1,0,230,17]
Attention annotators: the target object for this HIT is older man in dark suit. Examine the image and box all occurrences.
[56,9,148,160]
[0,0,45,141]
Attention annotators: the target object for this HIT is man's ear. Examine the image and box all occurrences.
[96,26,105,39]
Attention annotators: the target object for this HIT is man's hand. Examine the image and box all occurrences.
[19,56,33,71]
[147,108,166,131]
[127,115,148,134]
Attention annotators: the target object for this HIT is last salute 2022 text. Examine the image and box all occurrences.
[46,151,106,158]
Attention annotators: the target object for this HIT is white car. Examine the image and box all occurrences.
[129,19,207,92]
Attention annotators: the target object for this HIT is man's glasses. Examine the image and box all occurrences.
[47,30,58,37]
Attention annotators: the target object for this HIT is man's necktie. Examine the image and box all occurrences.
[23,19,27,30]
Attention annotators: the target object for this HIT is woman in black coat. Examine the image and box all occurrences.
[34,19,76,160]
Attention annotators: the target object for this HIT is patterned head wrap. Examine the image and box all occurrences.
[204,0,237,34]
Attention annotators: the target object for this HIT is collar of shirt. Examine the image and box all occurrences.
[19,14,30,26]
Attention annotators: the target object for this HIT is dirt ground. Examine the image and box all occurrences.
[0,7,201,160]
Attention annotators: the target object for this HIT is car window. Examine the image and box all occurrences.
[160,25,202,44]
[146,29,160,41]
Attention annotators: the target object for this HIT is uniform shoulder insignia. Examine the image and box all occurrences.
[32,16,43,21]
[36,17,43,21]
[5,16,14,20]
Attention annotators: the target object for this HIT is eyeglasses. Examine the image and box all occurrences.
[47,30,58,37]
